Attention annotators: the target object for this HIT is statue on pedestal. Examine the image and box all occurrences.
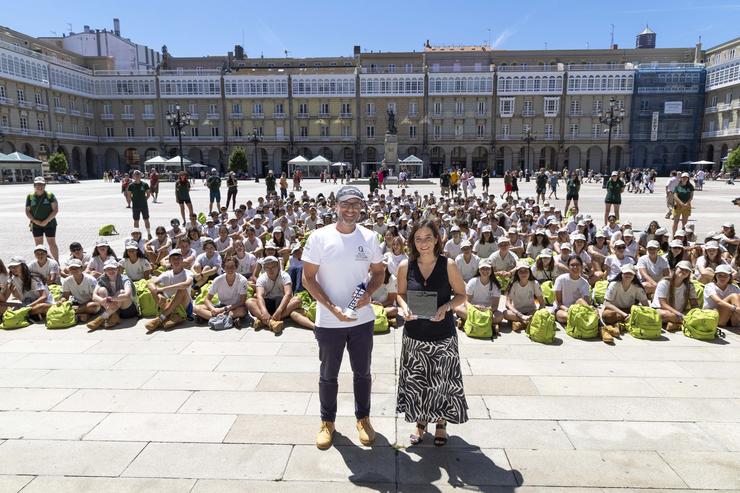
[386,109,397,135]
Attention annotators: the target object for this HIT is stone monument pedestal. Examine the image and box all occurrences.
[383,132,399,175]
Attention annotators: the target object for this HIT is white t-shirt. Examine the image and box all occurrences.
[455,253,481,282]
[243,237,262,254]
[371,275,397,304]
[384,252,407,277]
[61,273,97,304]
[603,255,634,280]
[256,270,292,300]
[466,277,501,306]
[651,279,696,310]
[196,252,223,273]
[156,269,194,299]
[488,250,519,272]
[703,282,740,309]
[302,224,383,328]
[214,237,233,253]
[554,273,590,307]
[209,273,248,306]
[444,238,463,259]
[28,258,60,281]
[507,280,542,315]
[637,254,670,283]
[474,240,498,259]
[605,281,648,309]
[119,257,152,282]
[235,252,258,276]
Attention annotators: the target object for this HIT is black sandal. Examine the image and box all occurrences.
[409,421,427,445]
[434,422,448,447]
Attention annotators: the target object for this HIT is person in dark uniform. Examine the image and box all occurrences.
[25,177,59,261]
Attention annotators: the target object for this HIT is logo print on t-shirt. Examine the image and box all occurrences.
[355,245,368,261]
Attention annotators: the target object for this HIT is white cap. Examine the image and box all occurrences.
[478,258,492,269]
[103,259,119,270]
[168,248,183,258]
[613,239,626,247]
[676,260,693,271]
[33,244,48,252]
[623,229,634,237]
[560,242,572,251]
[125,239,139,250]
[515,260,531,271]
[7,256,25,267]
[681,172,690,178]
[260,255,279,265]
[95,239,109,247]
[669,239,684,248]
[647,240,660,249]
[481,225,492,233]
[620,264,637,275]
[715,264,733,275]
[450,225,461,232]
[611,171,618,176]
[571,234,586,242]
[705,241,719,250]
[538,248,554,258]
[131,227,142,234]
[33,176,46,184]
[675,230,686,237]
[655,227,668,236]
[595,231,606,238]
[498,236,511,244]
[722,222,734,229]
[67,258,83,268]
[272,226,283,233]
[461,240,472,249]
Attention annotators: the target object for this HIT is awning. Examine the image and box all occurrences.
[144,155,168,165]
[401,154,423,165]
[288,155,309,165]
[165,156,192,168]
[308,155,331,165]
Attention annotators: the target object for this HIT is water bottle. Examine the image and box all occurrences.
[343,283,366,320]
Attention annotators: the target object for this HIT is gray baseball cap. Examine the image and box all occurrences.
[336,185,364,203]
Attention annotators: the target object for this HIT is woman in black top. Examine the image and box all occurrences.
[226,172,239,211]
[396,219,467,447]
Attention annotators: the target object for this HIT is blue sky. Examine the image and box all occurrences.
[6,0,740,58]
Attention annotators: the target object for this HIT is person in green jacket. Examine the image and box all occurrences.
[604,170,625,225]
[369,171,379,196]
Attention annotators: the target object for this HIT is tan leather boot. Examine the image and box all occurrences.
[357,416,376,446]
[316,421,335,450]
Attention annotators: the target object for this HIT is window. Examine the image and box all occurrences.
[477,124,485,137]
[455,101,464,115]
[36,119,45,131]
[499,98,514,117]
[209,103,218,115]
[708,120,716,132]
[726,92,732,105]
[455,124,463,137]
[523,100,533,116]
[17,89,25,102]
[0,86,5,99]
[710,95,718,107]
[477,100,486,115]
[20,116,28,130]
[453,63,461,72]
[523,124,531,134]
[409,101,418,116]
[299,103,308,115]
[404,63,413,73]
[341,102,351,115]
[147,127,155,137]
[1,115,7,128]
[545,123,554,139]
[253,103,263,114]
[544,97,559,117]
[232,103,242,114]
[320,103,329,115]
[409,125,417,138]
[127,127,135,137]
[366,125,375,137]
[191,127,199,137]
[233,127,242,137]
[592,124,601,138]
[615,100,624,110]
[431,63,440,72]
[103,104,112,115]
[614,124,623,137]
[320,125,329,136]
[211,127,219,137]
[275,103,284,114]
[387,64,396,73]
[34,92,43,105]
[640,100,649,111]
[189,103,197,114]
[170,127,178,137]
[54,95,61,108]
[123,104,132,115]
[474,62,482,72]
[433,101,442,116]
[569,123,578,137]
[276,126,285,137]
[85,126,91,136]
[341,125,351,137]
[106,127,114,137]
[433,124,442,138]
[387,102,396,114]
[71,123,77,134]
[56,121,63,133]
[144,104,154,115]
[366,102,375,116]
[501,123,510,136]
[569,100,580,116]
[592,99,602,115]
[300,126,308,137]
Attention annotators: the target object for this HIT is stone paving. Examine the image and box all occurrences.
[0,177,738,492]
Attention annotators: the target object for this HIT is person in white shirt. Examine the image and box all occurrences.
[637,240,670,296]
[242,227,263,254]
[28,244,60,285]
[695,241,730,284]
[601,264,649,337]
[454,258,504,334]
[214,225,234,257]
[454,241,480,282]
[144,249,195,333]
[443,226,464,258]
[246,256,301,335]
[474,226,498,259]
[651,261,699,332]
[504,261,545,331]
[232,240,258,283]
[370,260,398,325]
[603,240,634,281]
[193,256,249,323]
[488,236,518,280]
[602,214,621,239]
[664,171,679,219]
[59,258,99,322]
[704,264,740,327]
[384,236,408,277]
[119,240,152,282]
[86,259,137,331]
[553,255,591,322]
[194,239,223,287]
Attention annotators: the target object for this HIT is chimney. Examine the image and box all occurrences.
[353,45,361,56]
[694,40,702,63]
[611,43,619,50]
[113,18,121,36]
[84,25,90,33]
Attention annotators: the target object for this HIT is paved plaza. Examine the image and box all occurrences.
[0,177,738,492]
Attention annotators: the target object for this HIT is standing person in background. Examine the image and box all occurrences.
[535,169,547,204]
[502,171,512,199]
[293,168,302,191]
[696,168,705,191]
[149,168,160,203]
[481,168,490,194]
[175,171,193,225]
[127,170,152,240]
[564,171,581,214]
[121,173,131,208]
[664,170,679,219]
[369,171,379,196]
[25,177,60,261]
[226,172,238,211]
[378,167,385,190]
[440,169,451,197]
[548,170,559,200]
[206,168,222,213]
[672,172,694,236]
[265,170,277,197]
[302,185,385,450]
[279,172,289,199]
[604,171,625,226]
[511,170,520,199]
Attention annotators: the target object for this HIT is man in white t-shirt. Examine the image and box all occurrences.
[145,249,194,333]
[60,258,99,322]
[246,256,300,334]
[302,185,385,451]
[28,244,60,285]
[193,256,249,323]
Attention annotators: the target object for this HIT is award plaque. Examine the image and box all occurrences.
[406,290,439,319]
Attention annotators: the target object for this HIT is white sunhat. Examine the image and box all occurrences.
[715,264,733,275]
[647,240,661,249]
[103,259,119,270]
[7,256,25,267]
[669,239,684,248]
[620,264,637,275]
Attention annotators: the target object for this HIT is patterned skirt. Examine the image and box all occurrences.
[396,333,469,424]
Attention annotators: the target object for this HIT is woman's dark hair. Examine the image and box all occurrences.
[612,271,645,291]
[0,259,6,276]
[703,248,721,269]
[92,245,117,260]
[125,247,146,260]
[535,254,554,274]
[645,221,659,235]
[407,219,443,261]
[271,229,286,248]
[479,230,494,245]
[187,227,200,238]
[529,233,550,248]
[506,266,532,295]
[567,254,584,267]
[664,269,692,308]
[222,256,239,269]
[13,263,43,293]
[666,247,684,269]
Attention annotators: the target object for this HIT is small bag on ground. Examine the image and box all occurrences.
[682,308,720,340]
[1,307,33,330]
[565,304,599,339]
[372,304,389,334]
[46,301,77,329]
[463,303,493,339]
[626,305,662,340]
[526,308,556,344]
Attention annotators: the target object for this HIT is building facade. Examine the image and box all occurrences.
[0,24,734,179]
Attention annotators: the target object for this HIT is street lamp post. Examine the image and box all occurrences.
[247,129,263,183]
[523,128,536,177]
[165,104,192,172]
[598,96,625,187]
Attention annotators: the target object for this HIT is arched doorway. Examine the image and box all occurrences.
[71,147,82,175]
[472,146,488,174]
[207,148,223,171]
[674,145,688,166]
[651,145,667,167]
[104,148,120,171]
[22,143,35,158]
[607,146,623,171]
[430,146,445,176]
[124,148,140,169]
[188,147,203,165]
[342,146,354,164]
[319,147,333,161]
[259,148,269,177]
[274,148,289,174]
[405,146,419,159]
[539,146,557,170]
[364,147,378,172]
[721,144,729,162]
[451,146,466,168]
[167,147,178,158]
[705,145,714,163]
[586,146,603,172]
[1,142,15,154]
[145,148,159,160]
[85,148,96,178]
[634,145,648,166]
[565,146,581,171]
[299,147,313,160]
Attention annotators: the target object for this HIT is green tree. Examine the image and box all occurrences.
[47,152,68,175]
[725,147,740,171]
[229,147,248,173]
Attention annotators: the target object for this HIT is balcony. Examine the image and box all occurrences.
[340,112,352,118]
[0,97,15,106]
[454,111,465,118]
[207,112,220,119]
[431,111,443,118]
[702,128,740,138]
[17,100,33,109]
[522,110,535,117]
[705,106,717,114]
[251,112,265,119]
[100,113,115,120]
[273,112,286,119]
[716,101,740,112]
[365,111,376,118]
[408,112,419,118]
[99,136,159,143]
[55,106,66,114]
[591,110,603,116]
[69,109,81,117]
[497,134,517,140]
[296,113,310,119]
[229,112,244,120]
[142,113,156,120]
[475,111,487,118]
[83,112,94,119]
[568,110,582,117]
[121,113,135,120]
[432,133,489,141]
[56,132,98,142]
[318,112,331,118]
[3,126,53,138]
[189,112,199,119]
[36,103,48,112]
[164,135,223,143]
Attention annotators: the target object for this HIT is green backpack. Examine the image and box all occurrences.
[565,304,599,339]
[691,280,705,309]
[496,275,511,292]
[541,280,555,305]
[372,304,390,334]
[306,301,317,322]
[526,308,556,344]
[626,305,662,340]
[134,279,159,317]
[48,284,63,302]
[1,306,32,330]
[682,308,720,341]
[194,281,219,306]
[463,303,493,339]
[98,224,118,236]
[46,301,77,329]
[197,212,207,225]
[296,290,313,310]
[591,280,608,305]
